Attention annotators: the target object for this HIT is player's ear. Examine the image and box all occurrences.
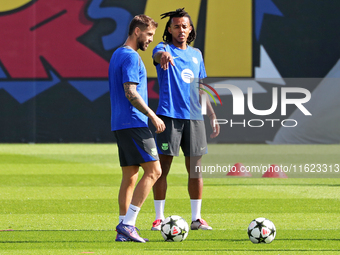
[167,26,172,34]
[134,26,141,36]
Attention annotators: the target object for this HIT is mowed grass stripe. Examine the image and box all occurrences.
[0,154,75,164]
[0,164,117,175]
[1,174,340,188]
[0,249,339,255]
[0,144,117,155]
[0,174,187,187]
[1,184,340,200]
[1,199,340,214]
[1,213,339,231]
[0,153,117,166]
[0,230,339,252]
[0,175,120,186]
[0,144,339,254]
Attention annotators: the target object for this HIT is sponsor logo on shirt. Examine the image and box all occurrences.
[181,68,194,83]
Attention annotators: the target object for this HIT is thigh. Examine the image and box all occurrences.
[114,127,159,167]
[181,120,207,157]
[155,115,184,156]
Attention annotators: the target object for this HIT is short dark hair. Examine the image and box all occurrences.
[160,8,196,45]
[128,14,158,36]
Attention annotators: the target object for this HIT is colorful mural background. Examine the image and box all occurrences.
[0,0,339,143]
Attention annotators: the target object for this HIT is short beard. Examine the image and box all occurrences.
[137,38,146,51]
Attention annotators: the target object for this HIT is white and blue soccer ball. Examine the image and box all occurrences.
[161,215,189,242]
[248,217,276,244]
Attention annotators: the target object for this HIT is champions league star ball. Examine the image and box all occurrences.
[160,215,189,242]
[247,217,276,244]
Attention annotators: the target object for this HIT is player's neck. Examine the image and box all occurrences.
[172,40,187,50]
[124,37,138,51]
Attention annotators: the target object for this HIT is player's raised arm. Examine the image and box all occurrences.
[123,82,165,134]
[153,51,175,70]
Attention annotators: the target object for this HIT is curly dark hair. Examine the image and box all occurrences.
[160,8,196,45]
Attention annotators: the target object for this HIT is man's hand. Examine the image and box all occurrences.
[160,52,175,70]
[154,52,175,70]
[149,114,166,134]
[209,114,220,139]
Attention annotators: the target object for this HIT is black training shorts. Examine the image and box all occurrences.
[114,127,159,167]
[155,115,207,157]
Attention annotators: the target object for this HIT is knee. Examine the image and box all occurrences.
[153,166,162,180]
[146,165,162,181]
[142,161,162,181]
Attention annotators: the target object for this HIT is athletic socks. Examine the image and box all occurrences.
[123,204,141,226]
[153,199,202,222]
[154,199,165,220]
[119,215,125,224]
[190,199,202,221]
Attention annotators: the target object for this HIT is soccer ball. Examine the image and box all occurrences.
[247,217,276,244]
[160,215,189,242]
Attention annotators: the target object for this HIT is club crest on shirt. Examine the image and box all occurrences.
[181,68,194,83]
[192,57,198,64]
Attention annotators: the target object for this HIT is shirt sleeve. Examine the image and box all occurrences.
[152,42,166,63]
[121,52,140,85]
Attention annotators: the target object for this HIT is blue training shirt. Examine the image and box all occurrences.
[109,46,148,131]
[153,42,207,120]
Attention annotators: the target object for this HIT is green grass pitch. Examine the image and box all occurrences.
[0,144,340,254]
